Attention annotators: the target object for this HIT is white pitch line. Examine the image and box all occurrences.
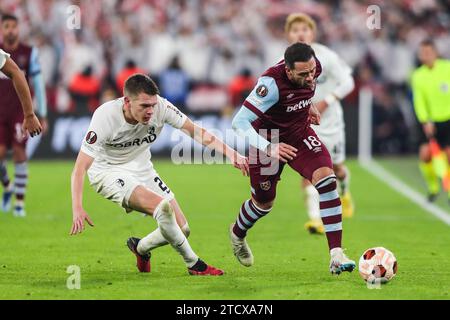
[359,160,450,226]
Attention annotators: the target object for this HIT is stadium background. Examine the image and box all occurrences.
[2,0,450,158]
[1,0,450,300]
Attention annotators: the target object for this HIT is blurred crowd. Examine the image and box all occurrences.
[1,0,449,154]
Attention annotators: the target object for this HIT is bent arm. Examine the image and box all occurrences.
[2,57,36,118]
[232,107,271,152]
[71,151,94,213]
[181,118,237,160]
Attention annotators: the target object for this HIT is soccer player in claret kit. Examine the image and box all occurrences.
[0,14,47,217]
[284,13,356,234]
[231,42,356,274]
[70,74,249,275]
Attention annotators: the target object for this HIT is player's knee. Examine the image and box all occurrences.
[333,164,346,180]
[314,173,337,192]
[12,145,27,163]
[142,196,166,217]
[311,167,334,186]
[251,198,273,211]
[181,223,190,238]
[0,145,7,160]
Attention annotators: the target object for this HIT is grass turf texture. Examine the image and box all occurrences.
[0,158,449,299]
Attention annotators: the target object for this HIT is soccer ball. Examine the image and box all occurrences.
[359,247,397,284]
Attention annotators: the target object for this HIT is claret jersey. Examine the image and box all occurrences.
[240,57,322,148]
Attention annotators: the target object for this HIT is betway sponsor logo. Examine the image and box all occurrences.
[286,99,311,112]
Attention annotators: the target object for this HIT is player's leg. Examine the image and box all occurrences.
[136,199,190,254]
[311,167,355,274]
[444,146,450,204]
[289,128,355,274]
[128,186,223,275]
[0,143,13,212]
[302,177,323,234]
[418,121,440,202]
[435,120,450,203]
[133,172,190,254]
[11,143,27,217]
[418,143,439,201]
[230,150,283,267]
[0,120,14,212]
[323,129,353,217]
[334,162,354,218]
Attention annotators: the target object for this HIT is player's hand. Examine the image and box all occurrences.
[309,105,321,125]
[231,152,249,176]
[423,122,435,139]
[22,113,42,138]
[39,117,49,135]
[266,143,297,163]
[315,100,328,114]
[70,209,94,235]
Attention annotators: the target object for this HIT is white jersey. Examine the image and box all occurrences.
[81,96,187,176]
[0,49,10,69]
[310,43,353,136]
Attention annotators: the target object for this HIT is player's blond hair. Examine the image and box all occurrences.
[284,13,317,34]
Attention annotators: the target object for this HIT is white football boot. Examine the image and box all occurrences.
[229,224,254,267]
[329,247,355,275]
[13,205,26,217]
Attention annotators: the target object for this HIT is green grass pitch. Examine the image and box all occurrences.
[0,158,449,300]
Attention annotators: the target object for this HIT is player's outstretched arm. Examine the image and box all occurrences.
[181,118,249,176]
[232,106,297,163]
[70,151,95,235]
[1,57,42,137]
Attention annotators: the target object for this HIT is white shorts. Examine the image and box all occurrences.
[88,168,175,213]
[316,127,346,165]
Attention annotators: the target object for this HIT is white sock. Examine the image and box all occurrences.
[137,223,190,254]
[153,200,198,268]
[305,185,321,221]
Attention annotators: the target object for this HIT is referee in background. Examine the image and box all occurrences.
[411,39,450,204]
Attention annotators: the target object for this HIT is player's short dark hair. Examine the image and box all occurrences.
[420,39,436,49]
[124,74,160,97]
[284,42,315,69]
[1,14,18,23]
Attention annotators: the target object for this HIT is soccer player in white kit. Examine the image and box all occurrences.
[284,14,355,234]
[70,74,249,275]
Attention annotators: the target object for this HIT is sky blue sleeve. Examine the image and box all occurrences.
[29,47,47,117]
[231,76,279,151]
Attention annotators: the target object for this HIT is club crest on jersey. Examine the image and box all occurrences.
[115,179,125,187]
[256,85,268,98]
[260,181,271,191]
[85,131,97,144]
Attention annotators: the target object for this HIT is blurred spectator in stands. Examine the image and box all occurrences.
[115,59,146,94]
[68,65,100,115]
[158,55,190,112]
[228,67,255,108]
[372,91,409,154]
[100,85,118,105]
